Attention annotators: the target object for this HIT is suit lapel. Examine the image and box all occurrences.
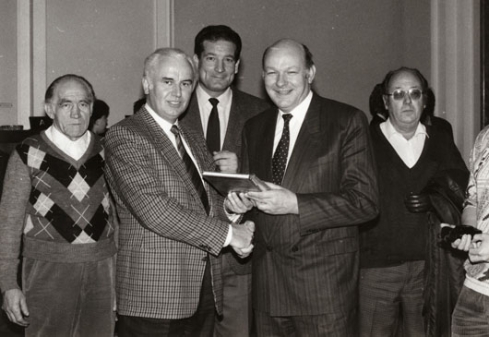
[255,110,278,182]
[138,108,208,214]
[183,95,206,140]
[282,95,322,191]
[222,89,244,151]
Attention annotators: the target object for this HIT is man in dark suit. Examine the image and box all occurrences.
[104,48,254,337]
[234,39,378,336]
[179,25,269,337]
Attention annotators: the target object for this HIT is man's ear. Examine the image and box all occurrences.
[234,59,240,74]
[382,95,389,110]
[142,77,150,95]
[44,102,55,119]
[306,65,316,84]
[193,54,200,69]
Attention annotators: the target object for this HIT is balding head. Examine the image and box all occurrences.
[262,39,316,113]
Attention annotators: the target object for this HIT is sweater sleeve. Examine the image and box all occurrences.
[0,150,31,292]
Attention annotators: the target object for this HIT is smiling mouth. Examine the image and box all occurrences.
[275,89,292,96]
[168,101,182,107]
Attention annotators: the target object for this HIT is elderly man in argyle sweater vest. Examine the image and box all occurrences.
[0,74,117,337]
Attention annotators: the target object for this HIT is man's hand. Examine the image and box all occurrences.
[225,192,254,214]
[213,151,238,173]
[229,220,255,258]
[246,182,298,215]
[468,233,489,263]
[2,289,29,327]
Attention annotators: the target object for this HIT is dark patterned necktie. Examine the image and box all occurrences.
[206,98,220,153]
[272,114,293,185]
[171,125,209,214]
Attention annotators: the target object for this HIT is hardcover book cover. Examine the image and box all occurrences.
[202,171,268,196]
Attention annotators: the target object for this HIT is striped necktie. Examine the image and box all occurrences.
[171,125,209,214]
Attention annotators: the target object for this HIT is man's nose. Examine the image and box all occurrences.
[403,92,412,103]
[71,104,81,118]
[276,73,287,87]
[173,85,182,97]
[215,60,224,73]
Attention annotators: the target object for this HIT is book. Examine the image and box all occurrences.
[202,171,268,196]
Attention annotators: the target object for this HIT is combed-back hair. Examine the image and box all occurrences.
[194,25,242,61]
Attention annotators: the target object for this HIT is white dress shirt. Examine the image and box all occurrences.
[196,84,233,149]
[273,91,313,169]
[380,118,428,168]
[45,125,91,161]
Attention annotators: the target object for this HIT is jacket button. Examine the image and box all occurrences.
[267,245,273,252]
[291,246,299,252]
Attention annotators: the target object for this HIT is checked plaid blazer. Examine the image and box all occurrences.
[104,107,230,319]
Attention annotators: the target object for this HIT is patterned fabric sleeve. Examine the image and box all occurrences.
[0,150,32,291]
[468,126,489,232]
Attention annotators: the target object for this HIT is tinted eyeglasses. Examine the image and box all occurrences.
[385,89,423,101]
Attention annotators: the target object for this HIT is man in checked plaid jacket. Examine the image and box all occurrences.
[105,48,254,336]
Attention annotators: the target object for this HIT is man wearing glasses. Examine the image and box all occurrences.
[359,67,468,336]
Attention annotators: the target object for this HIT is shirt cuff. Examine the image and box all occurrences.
[224,225,233,247]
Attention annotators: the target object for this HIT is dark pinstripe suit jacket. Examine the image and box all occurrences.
[179,88,269,275]
[242,93,379,317]
[104,107,230,319]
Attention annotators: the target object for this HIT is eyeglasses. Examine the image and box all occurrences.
[385,89,423,101]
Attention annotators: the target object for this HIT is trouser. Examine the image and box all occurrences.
[254,309,357,337]
[359,260,425,337]
[213,264,251,337]
[23,256,115,337]
[452,285,489,336]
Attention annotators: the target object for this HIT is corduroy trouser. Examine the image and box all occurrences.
[22,256,115,337]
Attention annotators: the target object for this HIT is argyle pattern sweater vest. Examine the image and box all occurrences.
[16,135,116,262]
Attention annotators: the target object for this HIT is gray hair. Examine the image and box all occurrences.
[143,48,197,84]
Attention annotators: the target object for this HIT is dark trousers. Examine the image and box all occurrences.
[118,261,215,337]
[254,309,357,337]
[359,261,425,337]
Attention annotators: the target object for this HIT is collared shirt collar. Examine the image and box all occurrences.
[44,125,91,161]
[145,103,175,135]
[272,91,313,165]
[196,84,232,109]
[278,90,313,118]
[382,118,429,141]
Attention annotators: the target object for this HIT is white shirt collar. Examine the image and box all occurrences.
[380,118,428,168]
[145,103,175,135]
[196,85,233,149]
[382,118,429,141]
[196,84,232,108]
[44,125,91,161]
[273,91,313,165]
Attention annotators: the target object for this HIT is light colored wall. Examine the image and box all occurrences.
[174,0,431,116]
[0,0,18,126]
[45,0,155,125]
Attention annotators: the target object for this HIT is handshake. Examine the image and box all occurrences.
[229,221,255,258]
